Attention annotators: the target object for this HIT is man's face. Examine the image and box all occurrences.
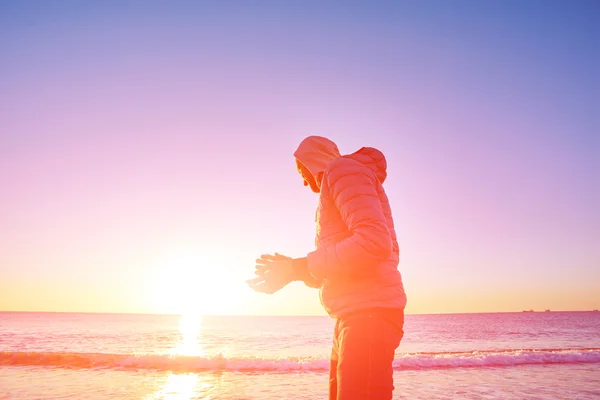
[296,159,319,193]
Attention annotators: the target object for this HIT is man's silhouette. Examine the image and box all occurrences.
[248,136,407,400]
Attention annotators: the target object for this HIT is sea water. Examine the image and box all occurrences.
[1,311,599,399]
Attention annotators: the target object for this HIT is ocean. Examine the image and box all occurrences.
[1,311,599,399]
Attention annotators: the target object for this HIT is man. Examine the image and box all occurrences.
[247,136,407,400]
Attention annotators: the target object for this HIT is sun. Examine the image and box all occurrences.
[151,248,242,315]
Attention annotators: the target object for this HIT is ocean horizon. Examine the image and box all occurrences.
[3,309,598,317]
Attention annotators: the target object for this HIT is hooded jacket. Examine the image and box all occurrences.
[294,136,407,318]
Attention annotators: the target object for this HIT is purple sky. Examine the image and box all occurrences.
[1,1,598,314]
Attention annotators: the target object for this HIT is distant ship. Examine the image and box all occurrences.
[545,309,551,312]
[594,309,599,312]
[522,309,534,312]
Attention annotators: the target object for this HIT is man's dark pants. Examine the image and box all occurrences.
[329,309,404,400]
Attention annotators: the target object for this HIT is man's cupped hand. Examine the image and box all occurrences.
[246,253,295,294]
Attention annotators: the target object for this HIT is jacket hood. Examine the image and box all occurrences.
[293,136,388,188]
[345,146,388,184]
[293,136,341,189]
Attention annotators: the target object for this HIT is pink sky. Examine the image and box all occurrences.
[1,1,598,315]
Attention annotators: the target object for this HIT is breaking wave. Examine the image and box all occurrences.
[2,348,599,372]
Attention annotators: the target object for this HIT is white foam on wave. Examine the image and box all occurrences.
[395,348,600,369]
[2,348,599,372]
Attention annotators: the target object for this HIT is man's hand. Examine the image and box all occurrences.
[246,253,295,294]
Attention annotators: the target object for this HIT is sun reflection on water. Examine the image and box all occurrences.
[171,314,205,357]
[145,372,220,400]
[149,373,199,400]
[146,315,217,400]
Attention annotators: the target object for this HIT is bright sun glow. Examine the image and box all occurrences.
[151,248,242,315]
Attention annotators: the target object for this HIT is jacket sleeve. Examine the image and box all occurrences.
[292,257,323,288]
[306,159,393,280]
[302,275,323,288]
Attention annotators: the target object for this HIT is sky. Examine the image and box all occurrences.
[1,0,598,316]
